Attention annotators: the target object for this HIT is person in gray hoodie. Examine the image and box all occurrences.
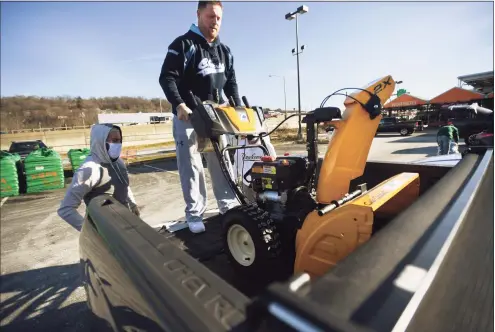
[58,124,139,231]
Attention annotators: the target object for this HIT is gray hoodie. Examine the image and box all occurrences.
[57,124,138,231]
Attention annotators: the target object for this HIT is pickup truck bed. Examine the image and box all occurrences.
[405,156,493,332]
[80,151,493,332]
[153,157,457,300]
[274,151,493,332]
[377,117,418,136]
[156,216,274,298]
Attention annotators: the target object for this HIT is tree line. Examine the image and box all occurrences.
[0,96,173,131]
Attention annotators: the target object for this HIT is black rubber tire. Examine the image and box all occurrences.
[222,204,282,277]
[399,128,408,136]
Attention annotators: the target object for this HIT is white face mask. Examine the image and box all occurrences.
[107,143,122,159]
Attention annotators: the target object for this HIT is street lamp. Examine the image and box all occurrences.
[268,74,287,119]
[286,5,308,140]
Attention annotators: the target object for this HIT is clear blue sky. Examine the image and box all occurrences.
[1,1,493,111]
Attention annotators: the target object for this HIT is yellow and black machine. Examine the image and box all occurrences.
[187,75,421,279]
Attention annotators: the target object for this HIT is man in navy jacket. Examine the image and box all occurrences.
[159,1,240,233]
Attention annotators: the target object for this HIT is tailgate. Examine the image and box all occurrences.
[85,195,251,332]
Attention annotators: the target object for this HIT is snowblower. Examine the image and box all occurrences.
[187,75,420,279]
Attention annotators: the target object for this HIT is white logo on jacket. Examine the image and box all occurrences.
[197,58,225,77]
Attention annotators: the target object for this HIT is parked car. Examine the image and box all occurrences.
[436,104,493,144]
[8,140,47,159]
[468,129,494,147]
[377,117,419,136]
[454,113,494,145]
[263,110,279,119]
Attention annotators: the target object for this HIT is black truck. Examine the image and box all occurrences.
[80,148,493,332]
[452,112,493,144]
[431,104,493,144]
[8,139,47,159]
[377,117,419,136]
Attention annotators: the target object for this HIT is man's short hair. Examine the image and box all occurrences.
[198,1,222,10]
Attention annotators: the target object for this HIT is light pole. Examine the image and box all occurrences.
[286,5,308,140]
[269,74,287,119]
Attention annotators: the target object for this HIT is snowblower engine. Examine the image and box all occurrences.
[249,156,312,221]
[246,106,345,224]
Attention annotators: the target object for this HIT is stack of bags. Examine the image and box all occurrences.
[0,151,21,197]
[68,148,90,171]
[24,148,65,193]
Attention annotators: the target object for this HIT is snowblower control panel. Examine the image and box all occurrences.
[189,94,265,139]
[250,156,308,192]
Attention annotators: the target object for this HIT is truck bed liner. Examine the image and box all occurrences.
[81,151,493,332]
[247,152,491,332]
[405,158,494,332]
[157,216,275,298]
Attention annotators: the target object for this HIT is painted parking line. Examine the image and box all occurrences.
[143,164,179,176]
[0,197,8,207]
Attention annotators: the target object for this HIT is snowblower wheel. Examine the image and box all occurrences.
[222,204,282,277]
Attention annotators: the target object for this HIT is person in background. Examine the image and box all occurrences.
[158,0,240,233]
[437,121,459,155]
[58,124,139,231]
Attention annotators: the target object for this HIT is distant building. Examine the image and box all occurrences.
[97,112,174,125]
[457,71,494,95]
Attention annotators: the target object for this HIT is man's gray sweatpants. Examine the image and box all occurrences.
[173,117,239,224]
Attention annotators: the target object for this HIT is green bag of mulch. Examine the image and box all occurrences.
[0,151,21,197]
[68,148,90,171]
[24,148,65,193]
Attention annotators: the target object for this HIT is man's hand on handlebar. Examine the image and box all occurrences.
[177,103,193,121]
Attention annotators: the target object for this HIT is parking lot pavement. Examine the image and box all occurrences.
[278,130,453,162]
[0,191,88,331]
[0,130,449,331]
[0,159,219,331]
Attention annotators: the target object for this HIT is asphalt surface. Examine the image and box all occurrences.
[0,130,460,331]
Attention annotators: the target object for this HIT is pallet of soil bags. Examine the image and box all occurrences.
[24,148,65,194]
[68,148,90,171]
[0,151,21,197]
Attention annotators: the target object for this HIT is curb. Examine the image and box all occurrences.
[128,141,305,164]
[64,140,314,171]
[126,152,177,166]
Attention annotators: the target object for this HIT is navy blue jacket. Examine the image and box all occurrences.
[159,24,241,115]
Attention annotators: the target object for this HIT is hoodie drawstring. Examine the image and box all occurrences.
[111,162,129,186]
